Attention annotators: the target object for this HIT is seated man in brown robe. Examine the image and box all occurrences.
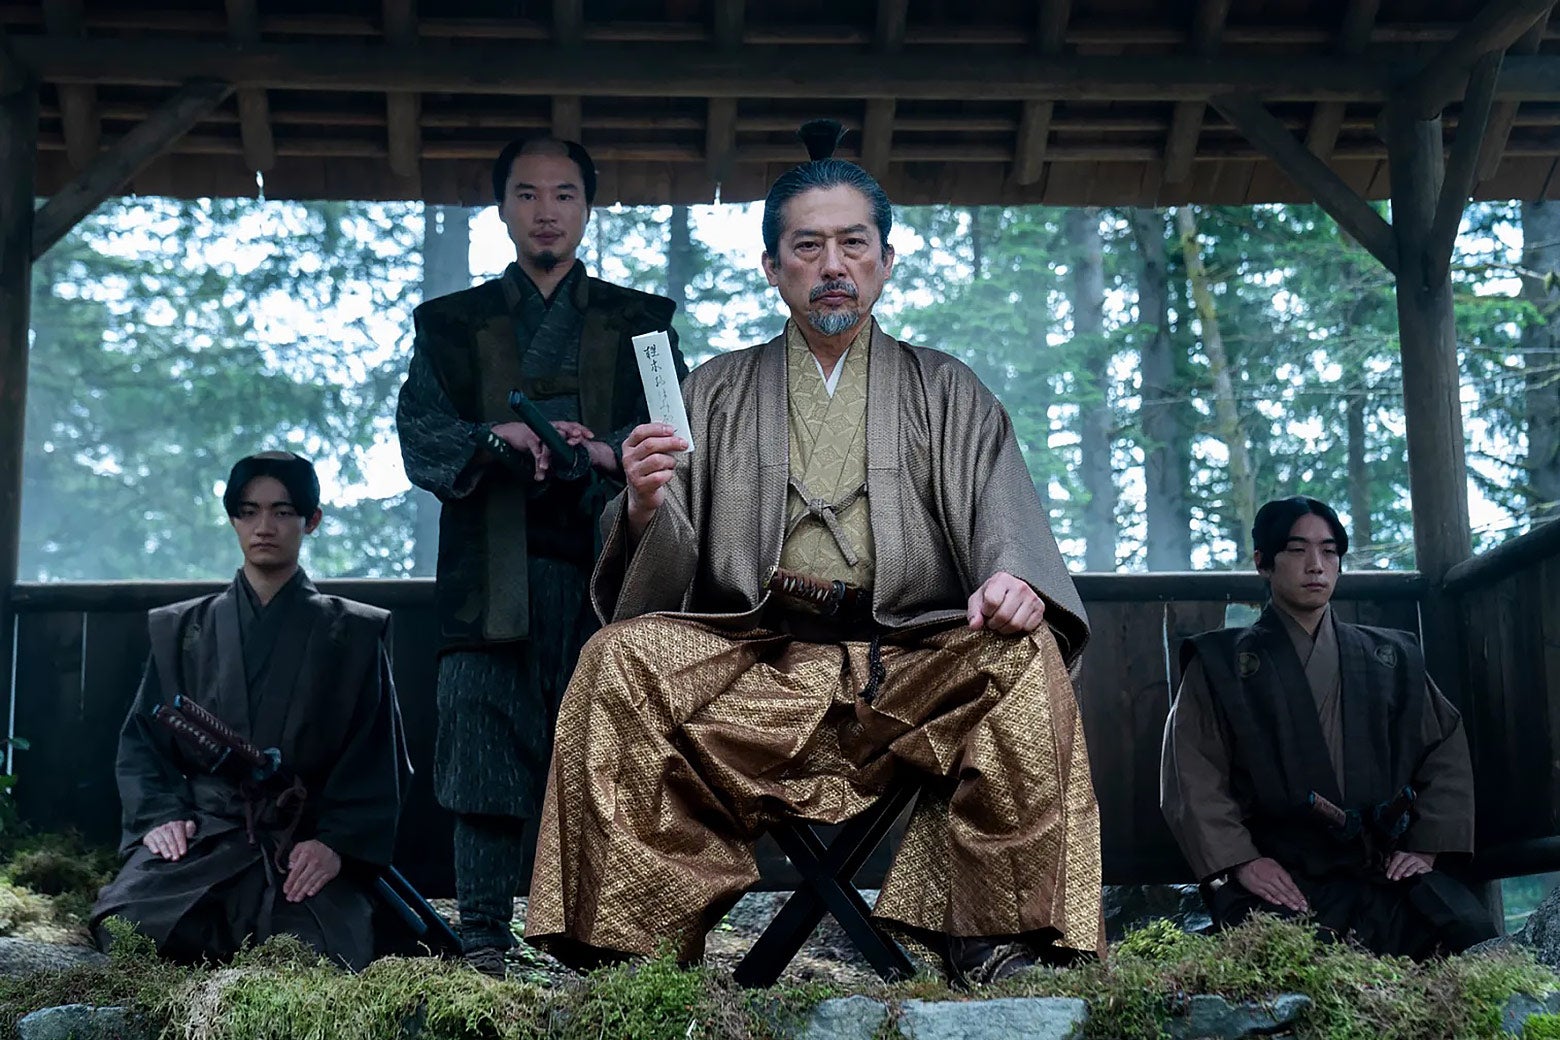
[91,452,409,970]
[523,124,1103,986]
[1161,495,1496,958]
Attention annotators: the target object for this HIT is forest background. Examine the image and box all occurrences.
[21,194,1560,582]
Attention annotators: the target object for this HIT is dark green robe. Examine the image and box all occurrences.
[91,571,408,969]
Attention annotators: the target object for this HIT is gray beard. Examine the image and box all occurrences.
[807,309,859,337]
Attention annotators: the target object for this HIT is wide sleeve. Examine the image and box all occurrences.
[1160,657,1264,880]
[953,386,1089,663]
[309,640,409,868]
[590,363,704,623]
[1401,677,1476,855]
[395,307,489,502]
[114,654,197,855]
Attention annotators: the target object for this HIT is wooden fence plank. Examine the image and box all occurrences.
[385,604,453,896]
[10,612,84,834]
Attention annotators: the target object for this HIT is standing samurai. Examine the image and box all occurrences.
[395,136,686,974]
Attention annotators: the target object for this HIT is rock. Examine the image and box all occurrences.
[1104,884,1212,940]
[0,937,108,975]
[720,890,879,966]
[17,1004,142,1040]
[1516,886,1560,967]
[899,997,1088,1039]
[1500,991,1560,1036]
[1164,993,1311,1039]
[789,996,891,1040]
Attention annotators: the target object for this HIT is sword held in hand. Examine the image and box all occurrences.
[507,388,594,483]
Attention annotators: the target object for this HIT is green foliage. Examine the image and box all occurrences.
[1527,1013,1560,1039]
[559,955,711,1040]
[0,880,54,936]
[20,196,1558,577]
[1039,915,1557,1040]
[0,832,117,922]
[1112,917,1199,965]
[0,916,181,1036]
[0,919,1556,1040]
[178,949,548,1040]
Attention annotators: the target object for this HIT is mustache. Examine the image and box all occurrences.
[809,280,858,302]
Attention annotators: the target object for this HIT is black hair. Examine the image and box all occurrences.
[223,452,321,518]
[491,136,598,207]
[1251,496,1349,570]
[761,119,893,259]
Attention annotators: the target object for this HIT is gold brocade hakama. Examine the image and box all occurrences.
[524,615,1104,965]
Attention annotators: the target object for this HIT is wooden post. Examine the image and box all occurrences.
[1383,105,1473,699]
[0,66,37,759]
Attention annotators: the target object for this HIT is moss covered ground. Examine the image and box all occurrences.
[0,915,1550,1040]
[0,838,1554,1040]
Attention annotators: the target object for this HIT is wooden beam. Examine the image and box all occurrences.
[1305,0,1381,160]
[1012,0,1071,187]
[861,98,894,176]
[6,36,1413,101]
[705,0,743,182]
[32,79,233,260]
[12,34,1560,105]
[0,75,36,780]
[1476,13,1549,183]
[41,0,98,170]
[1211,92,1398,272]
[383,0,419,180]
[554,0,583,45]
[1163,0,1230,184]
[553,0,582,144]
[1427,51,1501,278]
[713,0,744,49]
[858,0,906,176]
[705,97,738,182]
[225,0,274,173]
[1399,0,1556,118]
[551,95,581,142]
[875,0,907,51]
[1382,105,1473,708]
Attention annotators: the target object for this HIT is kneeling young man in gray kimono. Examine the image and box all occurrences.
[1161,495,1496,958]
[92,452,408,969]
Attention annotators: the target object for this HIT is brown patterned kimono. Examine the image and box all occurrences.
[525,320,1103,966]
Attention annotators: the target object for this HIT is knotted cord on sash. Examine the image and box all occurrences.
[241,774,310,873]
[784,474,867,567]
[857,636,887,704]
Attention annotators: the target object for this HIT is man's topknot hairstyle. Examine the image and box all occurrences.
[761,119,893,259]
[491,136,598,207]
[1251,495,1349,570]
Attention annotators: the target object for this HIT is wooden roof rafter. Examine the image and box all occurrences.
[3,0,1560,208]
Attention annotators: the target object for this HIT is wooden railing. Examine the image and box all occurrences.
[1446,520,1560,879]
[5,571,1429,896]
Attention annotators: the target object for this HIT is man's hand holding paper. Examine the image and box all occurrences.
[623,423,688,540]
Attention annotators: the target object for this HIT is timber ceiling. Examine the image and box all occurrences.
[2,0,1559,207]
